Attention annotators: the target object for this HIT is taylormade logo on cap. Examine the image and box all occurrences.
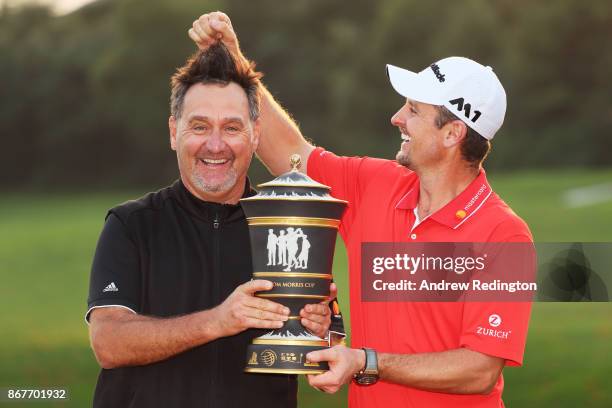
[386,56,507,140]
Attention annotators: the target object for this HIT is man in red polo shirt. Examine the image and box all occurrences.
[189,13,532,408]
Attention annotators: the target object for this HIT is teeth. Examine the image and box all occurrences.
[201,158,229,164]
[401,134,411,142]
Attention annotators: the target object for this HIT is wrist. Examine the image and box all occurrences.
[353,348,379,386]
[204,307,227,339]
[353,348,367,375]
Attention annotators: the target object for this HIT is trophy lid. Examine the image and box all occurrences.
[241,154,347,203]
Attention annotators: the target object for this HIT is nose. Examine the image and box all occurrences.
[391,107,404,127]
[204,128,226,153]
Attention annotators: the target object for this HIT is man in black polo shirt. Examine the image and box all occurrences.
[86,44,342,407]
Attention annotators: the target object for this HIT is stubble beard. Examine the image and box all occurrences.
[191,165,239,194]
[396,150,414,170]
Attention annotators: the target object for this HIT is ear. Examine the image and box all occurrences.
[169,116,177,151]
[442,120,467,148]
[251,118,261,152]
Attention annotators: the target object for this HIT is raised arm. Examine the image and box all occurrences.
[188,12,314,175]
[256,85,315,175]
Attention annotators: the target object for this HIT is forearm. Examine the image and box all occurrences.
[378,348,504,395]
[255,83,315,175]
[90,308,223,369]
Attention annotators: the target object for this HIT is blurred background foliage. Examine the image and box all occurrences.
[1,0,611,190]
[1,2,611,407]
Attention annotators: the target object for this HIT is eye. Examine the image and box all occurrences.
[225,126,240,133]
[409,106,418,114]
[193,124,208,132]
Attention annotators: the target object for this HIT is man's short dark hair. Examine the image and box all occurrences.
[170,44,262,121]
[434,106,491,168]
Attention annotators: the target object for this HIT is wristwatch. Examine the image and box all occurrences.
[353,347,379,386]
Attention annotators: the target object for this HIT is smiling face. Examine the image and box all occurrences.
[391,99,450,171]
[169,82,259,203]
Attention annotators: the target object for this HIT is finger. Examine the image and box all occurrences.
[192,20,214,44]
[210,19,236,41]
[196,13,210,26]
[300,310,326,325]
[243,296,289,315]
[306,375,323,392]
[302,303,328,316]
[301,306,329,326]
[306,370,336,388]
[198,14,219,39]
[244,307,289,322]
[306,374,315,385]
[188,28,204,45]
[240,279,274,294]
[306,375,324,392]
[211,11,232,27]
[327,282,338,302]
[243,317,284,330]
[301,319,325,337]
[307,348,337,363]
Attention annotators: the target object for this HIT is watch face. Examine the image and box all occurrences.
[356,374,378,386]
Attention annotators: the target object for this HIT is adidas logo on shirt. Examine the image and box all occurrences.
[102,282,119,293]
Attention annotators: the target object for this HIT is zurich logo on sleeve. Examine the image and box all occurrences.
[488,314,502,327]
[477,313,511,339]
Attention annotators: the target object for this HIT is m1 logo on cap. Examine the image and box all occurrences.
[449,97,482,123]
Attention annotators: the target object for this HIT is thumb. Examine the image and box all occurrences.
[326,282,338,303]
[211,19,235,41]
[240,279,273,295]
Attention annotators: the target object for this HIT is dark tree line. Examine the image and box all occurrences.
[1,0,610,190]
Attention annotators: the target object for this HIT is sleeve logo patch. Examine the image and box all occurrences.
[102,282,119,293]
[476,314,511,339]
[488,314,502,327]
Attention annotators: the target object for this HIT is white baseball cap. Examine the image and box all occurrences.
[386,56,506,140]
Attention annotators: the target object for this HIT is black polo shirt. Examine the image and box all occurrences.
[86,179,299,408]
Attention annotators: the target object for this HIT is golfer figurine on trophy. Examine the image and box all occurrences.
[240,154,347,374]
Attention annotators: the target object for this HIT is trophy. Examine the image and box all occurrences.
[241,154,347,374]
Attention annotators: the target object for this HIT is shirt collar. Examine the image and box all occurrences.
[396,169,492,229]
[171,178,256,222]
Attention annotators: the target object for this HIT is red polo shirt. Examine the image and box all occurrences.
[307,148,533,408]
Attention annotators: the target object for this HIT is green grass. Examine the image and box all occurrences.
[488,167,612,241]
[1,168,611,407]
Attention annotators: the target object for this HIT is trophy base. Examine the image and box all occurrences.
[244,339,329,375]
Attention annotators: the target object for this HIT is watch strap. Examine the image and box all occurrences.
[354,347,379,386]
